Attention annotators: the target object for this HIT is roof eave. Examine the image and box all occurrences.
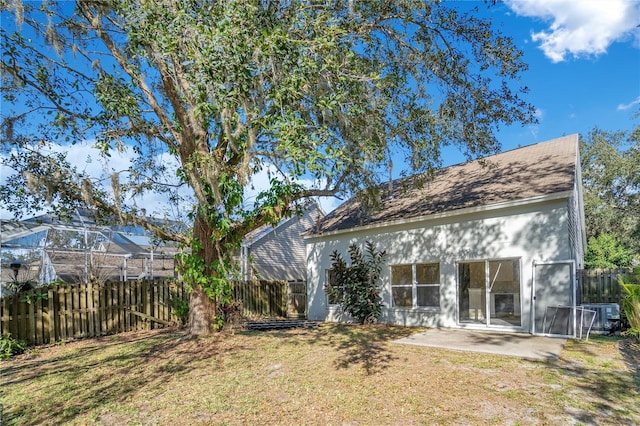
[304,190,574,240]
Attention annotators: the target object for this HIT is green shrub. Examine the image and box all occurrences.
[585,233,633,269]
[170,292,190,326]
[0,333,27,359]
[619,277,640,341]
[327,241,386,324]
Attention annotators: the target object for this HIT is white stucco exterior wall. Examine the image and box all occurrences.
[306,198,576,332]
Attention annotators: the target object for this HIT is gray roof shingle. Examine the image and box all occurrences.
[310,134,578,234]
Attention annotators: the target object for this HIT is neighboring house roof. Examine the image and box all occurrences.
[1,210,180,287]
[241,201,325,280]
[242,201,324,246]
[2,208,183,251]
[310,134,579,235]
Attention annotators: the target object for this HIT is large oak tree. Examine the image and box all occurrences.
[1,0,535,334]
[580,126,640,266]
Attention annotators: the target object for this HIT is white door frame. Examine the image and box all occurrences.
[531,259,577,336]
[456,258,523,329]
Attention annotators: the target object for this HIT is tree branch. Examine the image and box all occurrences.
[76,3,180,153]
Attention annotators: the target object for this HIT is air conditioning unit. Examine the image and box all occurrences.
[581,303,620,332]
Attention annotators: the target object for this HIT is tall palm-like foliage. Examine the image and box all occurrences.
[619,277,640,341]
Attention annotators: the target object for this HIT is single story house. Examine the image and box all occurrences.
[305,135,586,335]
[239,201,324,281]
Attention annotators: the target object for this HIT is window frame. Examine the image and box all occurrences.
[324,268,343,306]
[390,262,441,309]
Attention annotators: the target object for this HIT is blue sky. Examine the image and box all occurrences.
[441,0,640,166]
[1,0,639,218]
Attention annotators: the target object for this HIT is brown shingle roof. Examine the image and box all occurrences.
[311,134,578,234]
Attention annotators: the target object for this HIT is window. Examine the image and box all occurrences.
[458,259,521,326]
[325,269,342,305]
[391,263,440,308]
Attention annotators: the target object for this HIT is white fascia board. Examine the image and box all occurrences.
[574,153,588,253]
[304,191,573,241]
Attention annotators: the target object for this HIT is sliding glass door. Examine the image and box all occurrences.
[458,259,521,327]
[458,261,486,323]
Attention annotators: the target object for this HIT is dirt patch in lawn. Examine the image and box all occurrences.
[1,324,638,425]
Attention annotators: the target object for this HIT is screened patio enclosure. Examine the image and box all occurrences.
[0,211,180,296]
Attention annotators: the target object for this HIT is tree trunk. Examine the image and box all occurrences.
[186,212,220,336]
[188,285,216,336]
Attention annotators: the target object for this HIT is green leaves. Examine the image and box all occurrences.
[94,73,140,119]
[580,128,640,261]
[619,277,640,341]
[584,234,633,269]
[3,1,538,332]
[328,241,387,324]
[3,0,536,224]
[0,333,28,360]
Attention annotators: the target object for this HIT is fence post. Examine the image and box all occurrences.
[587,269,594,302]
[79,284,87,338]
[47,287,54,343]
[105,283,112,335]
[75,284,81,339]
[35,290,45,345]
[98,282,105,336]
[0,296,7,336]
[145,280,152,330]
[26,289,35,344]
[153,279,160,329]
[65,285,72,340]
[87,282,95,338]
[116,281,123,333]
[613,269,621,303]
[126,280,132,332]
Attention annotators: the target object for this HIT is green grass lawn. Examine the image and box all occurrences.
[1,324,638,425]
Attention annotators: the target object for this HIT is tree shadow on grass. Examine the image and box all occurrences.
[545,336,640,425]
[0,328,251,426]
[235,322,418,375]
[316,323,417,375]
[620,337,640,388]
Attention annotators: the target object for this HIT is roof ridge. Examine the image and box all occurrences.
[310,134,579,235]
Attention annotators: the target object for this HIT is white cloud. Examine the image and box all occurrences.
[0,163,17,219]
[0,142,192,220]
[245,167,341,214]
[504,0,640,62]
[1,142,341,220]
[617,96,640,111]
[523,107,545,138]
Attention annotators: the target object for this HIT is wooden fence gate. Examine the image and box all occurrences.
[231,280,306,319]
[286,281,307,319]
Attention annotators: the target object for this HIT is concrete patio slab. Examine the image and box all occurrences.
[395,328,566,361]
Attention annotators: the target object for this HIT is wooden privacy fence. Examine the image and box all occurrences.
[577,269,631,304]
[1,279,307,345]
[1,279,187,345]
[232,280,306,319]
